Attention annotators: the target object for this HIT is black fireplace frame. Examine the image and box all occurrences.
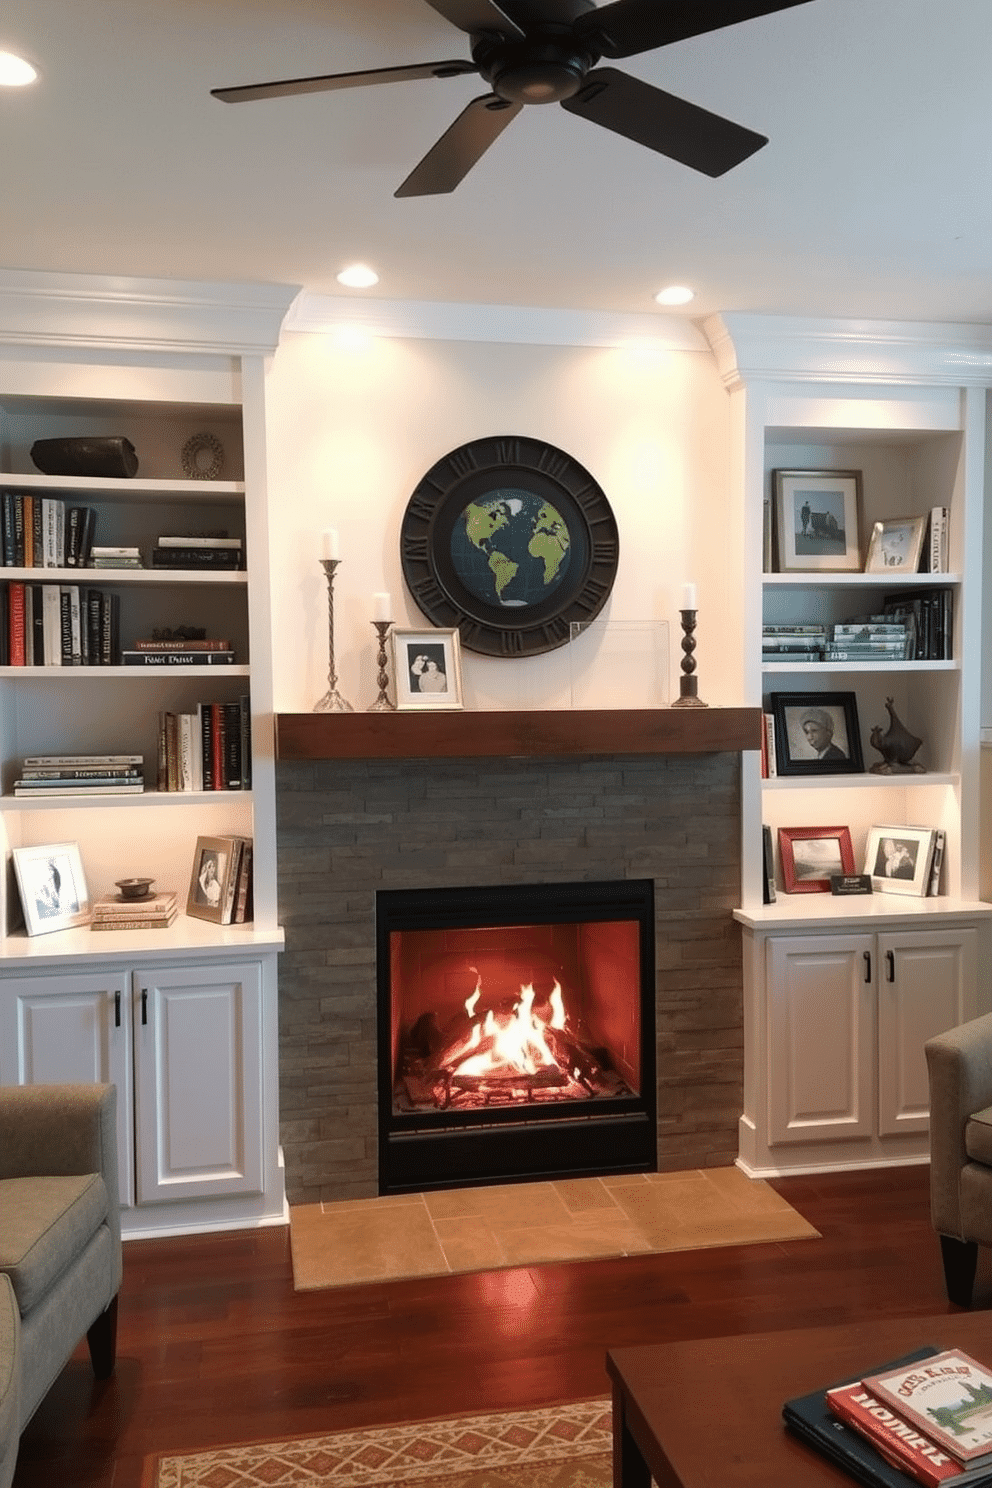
[375,877,657,1194]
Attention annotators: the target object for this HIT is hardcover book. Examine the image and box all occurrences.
[827,1381,992,1486]
[862,1351,992,1466]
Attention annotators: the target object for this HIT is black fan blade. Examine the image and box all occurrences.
[574,0,815,59]
[422,0,526,38]
[561,67,766,177]
[212,59,478,104]
[395,93,521,196]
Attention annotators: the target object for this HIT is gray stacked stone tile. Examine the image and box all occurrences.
[276,752,743,1203]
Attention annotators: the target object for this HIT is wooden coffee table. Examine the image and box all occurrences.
[607,1312,992,1487]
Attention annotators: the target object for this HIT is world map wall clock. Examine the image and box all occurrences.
[399,435,620,658]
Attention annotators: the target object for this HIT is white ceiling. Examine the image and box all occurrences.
[3,0,991,326]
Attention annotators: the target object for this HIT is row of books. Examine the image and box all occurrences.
[880,589,954,662]
[0,495,246,571]
[156,697,252,792]
[124,636,238,666]
[1,581,120,666]
[763,620,913,664]
[12,753,144,798]
[1,494,96,569]
[785,1344,992,1487]
[91,889,178,931]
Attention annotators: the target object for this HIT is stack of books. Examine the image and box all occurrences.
[13,753,144,797]
[762,624,827,662]
[881,589,954,661]
[90,545,142,569]
[823,619,912,663]
[91,889,178,931]
[785,1345,992,1487]
[150,535,243,570]
[123,636,236,667]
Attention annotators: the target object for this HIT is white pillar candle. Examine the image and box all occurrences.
[321,528,340,560]
[373,591,391,622]
[681,582,697,610]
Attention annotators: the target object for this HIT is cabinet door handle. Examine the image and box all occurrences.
[886,950,895,983]
[141,988,148,1025]
[114,990,121,1028]
[863,951,872,982]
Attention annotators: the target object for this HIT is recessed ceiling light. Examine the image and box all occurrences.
[336,264,379,290]
[654,285,695,307]
[0,51,38,86]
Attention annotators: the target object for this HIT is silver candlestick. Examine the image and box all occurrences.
[313,557,354,713]
[671,608,708,708]
[368,619,395,712]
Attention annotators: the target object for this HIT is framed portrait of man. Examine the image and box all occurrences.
[13,841,91,936]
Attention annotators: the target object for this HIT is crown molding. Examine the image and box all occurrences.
[705,312,992,389]
[0,269,300,357]
[284,292,709,352]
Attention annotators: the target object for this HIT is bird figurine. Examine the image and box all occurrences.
[869,697,924,774]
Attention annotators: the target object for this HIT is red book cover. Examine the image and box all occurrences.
[8,581,26,665]
[211,701,225,789]
[827,1383,978,1486]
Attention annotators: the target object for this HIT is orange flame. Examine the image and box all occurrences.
[455,976,566,1078]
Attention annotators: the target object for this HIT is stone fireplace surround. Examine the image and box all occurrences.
[274,709,757,1205]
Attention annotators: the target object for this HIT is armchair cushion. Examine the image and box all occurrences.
[965,1105,992,1167]
[0,1175,110,1314]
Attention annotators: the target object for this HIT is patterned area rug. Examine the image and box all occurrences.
[144,1398,613,1488]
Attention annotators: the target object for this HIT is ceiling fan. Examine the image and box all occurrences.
[212,0,814,197]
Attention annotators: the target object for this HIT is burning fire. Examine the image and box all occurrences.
[450,967,572,1080]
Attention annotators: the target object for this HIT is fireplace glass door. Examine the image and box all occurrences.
[376,879,656,1193]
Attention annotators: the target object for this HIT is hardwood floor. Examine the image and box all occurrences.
[12,1165,974,1488]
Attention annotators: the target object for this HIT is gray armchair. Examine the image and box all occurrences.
[0,1083,122,1485]
[925,1012,992,1306]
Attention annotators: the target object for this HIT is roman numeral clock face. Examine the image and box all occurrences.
[399,436,619,658]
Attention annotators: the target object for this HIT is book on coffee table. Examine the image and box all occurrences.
[828,1380,992,1486]
[862,1351,992,1469]
[784,1347,992,1488]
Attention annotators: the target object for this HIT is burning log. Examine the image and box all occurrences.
[450,1066,568,1094]
[544,1027,602,1093]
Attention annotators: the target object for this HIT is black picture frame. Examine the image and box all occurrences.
[399,434,619,658]
[769,691,865,776]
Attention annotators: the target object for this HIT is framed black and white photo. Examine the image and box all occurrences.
[392,627,463,710]
[772,469,862,573]
[778,826,855,894]
[13,841,90,936]
[769,691,864,776]
[864,824,936,896]
[186,835,237,924]
[864,515,927,574]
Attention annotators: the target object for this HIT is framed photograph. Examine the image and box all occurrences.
[772,469,862,573]
[186,835,238,923]
[864,824,937,897]
[778,826,855,894]
[392,627,463,710]
[769,691,864,776]
[864,515,927,574]
[12,841,91,936]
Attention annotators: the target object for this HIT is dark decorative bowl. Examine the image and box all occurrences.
[115,877,155,901]
[31,436,139,478]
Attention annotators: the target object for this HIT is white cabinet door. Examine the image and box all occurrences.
[766,934,875,1146]
[132,960,263,1204]
[877,928,978,1137]
[0,969,134,1206]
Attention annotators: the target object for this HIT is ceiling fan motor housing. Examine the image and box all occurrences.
[472,30,599,105]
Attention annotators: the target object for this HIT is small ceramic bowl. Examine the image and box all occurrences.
[116,877,155,901]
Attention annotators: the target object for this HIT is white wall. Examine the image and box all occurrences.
[264,331,739,713]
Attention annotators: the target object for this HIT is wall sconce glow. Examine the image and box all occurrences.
[336,264,379,289]
[0,51,38,86]
[654,285,695,307]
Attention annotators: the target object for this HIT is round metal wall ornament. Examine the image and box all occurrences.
[399,435,619,658]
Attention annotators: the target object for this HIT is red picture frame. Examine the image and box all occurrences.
[778,825,854,894]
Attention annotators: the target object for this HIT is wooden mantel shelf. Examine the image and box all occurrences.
[275,708,762,762]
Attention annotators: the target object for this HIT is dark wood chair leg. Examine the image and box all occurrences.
[940,1235,979,1308]
[86,1293,119,1379]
